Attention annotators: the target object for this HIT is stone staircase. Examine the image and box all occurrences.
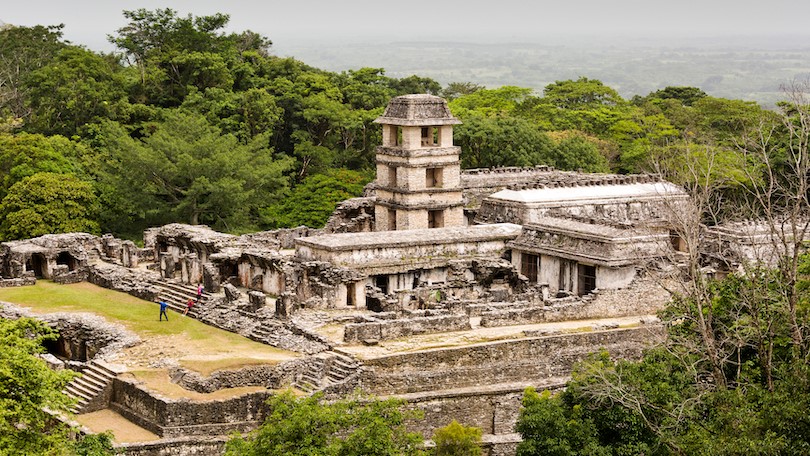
[152,280,209,318]
[293,351,360,393]
[247,320,283,346]
[64,360,117,414]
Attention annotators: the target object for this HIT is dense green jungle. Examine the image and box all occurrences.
[1,9,809,456]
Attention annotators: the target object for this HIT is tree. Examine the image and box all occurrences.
[442,82,485,100]
[641,86,708,107]
[432,420,482,456]
[542,77,624,110]
[551,135,610,173]
[453,114,554,168]
[0,172,99,241]
[93,111,292,235]
[0,132,90,200]
[109,8,268,106]
[0,317,76,454]
[261,169,371,229]
[225,391,425,456]
[0,24,67,122]
[25,47,128,137]
[516,388,608,456]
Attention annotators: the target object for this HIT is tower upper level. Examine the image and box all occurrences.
[375,94,461,150]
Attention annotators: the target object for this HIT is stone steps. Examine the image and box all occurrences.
[63,360,117,414]
[152,280,209,319]
[248,321,283,346]
[292,351,360,394]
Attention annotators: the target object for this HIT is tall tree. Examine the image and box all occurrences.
[0,24,67,122]
[93,111,292,234]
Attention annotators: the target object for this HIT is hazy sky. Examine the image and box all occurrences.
[3,0,808,51]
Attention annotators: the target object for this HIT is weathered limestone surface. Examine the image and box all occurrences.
[170,359,306,393]
[343,314,471,343]
[118,437,228,456]
[111,377,269,438]
[357,327,665,395]
[296,224,522,274]
[480,277,670,327]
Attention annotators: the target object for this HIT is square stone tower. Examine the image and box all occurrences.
[373,94,464,231]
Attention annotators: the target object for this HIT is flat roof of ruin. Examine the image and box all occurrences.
[488,181,686,204]
[295,223,522,251]
[524,217,660,239]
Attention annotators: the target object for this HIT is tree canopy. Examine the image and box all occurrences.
[225,391,425,456]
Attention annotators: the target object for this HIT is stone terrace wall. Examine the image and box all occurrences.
[480,277,669,327]
[343,314,471,343]
[119,437,228,456]
[111,378,269,438]
[358,326,665,395]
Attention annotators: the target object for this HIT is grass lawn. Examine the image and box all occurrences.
[0,281,298,372]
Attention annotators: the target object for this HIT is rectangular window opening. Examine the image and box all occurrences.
[387,208,397,231]
[428,210,444,228]
[426,168,443,188]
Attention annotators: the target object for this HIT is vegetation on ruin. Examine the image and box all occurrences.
[225,390,426,456]
[516,257,810,455]
[0,8,795,240]
[0,317,116,455]
[432,420,483,456]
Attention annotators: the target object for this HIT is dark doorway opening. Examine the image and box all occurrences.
[346,283,355,306]
[373,275,389,294]
[56,251,77,271]
[577,264,597,296]
[29,253,47,278]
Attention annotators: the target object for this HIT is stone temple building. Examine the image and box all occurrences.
[4,94,799,455]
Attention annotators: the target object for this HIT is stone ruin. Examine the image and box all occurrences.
[1,94,805,456]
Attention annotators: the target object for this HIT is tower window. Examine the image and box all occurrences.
[421,127,438,146]
[388,166,397,187]
[426,168,443,188]
[388,208,397,230]
[428,210,444,228]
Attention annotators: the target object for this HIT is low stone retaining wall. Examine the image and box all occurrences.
[358,326,665,395]
[111,378,269,438]
[344,314,471,343]
[118,436,228,456]
[171,359,305,393]
[0,276,36,287]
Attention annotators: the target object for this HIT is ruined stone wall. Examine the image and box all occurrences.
[118,437,227,456]
[170,359,306,393]
[111,378,269,438]
[358,327,665,395]
[0,303,140,362]
[401,388,530,437]
[343,314,471,343]
[0,277,36,287]
[480,277,669,327]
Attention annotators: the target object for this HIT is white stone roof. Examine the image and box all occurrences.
[489,182,685,204]
[296,223,522,251]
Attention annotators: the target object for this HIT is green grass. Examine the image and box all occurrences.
[0,281,297,361]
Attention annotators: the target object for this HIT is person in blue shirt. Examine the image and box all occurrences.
[159,300,169,321]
